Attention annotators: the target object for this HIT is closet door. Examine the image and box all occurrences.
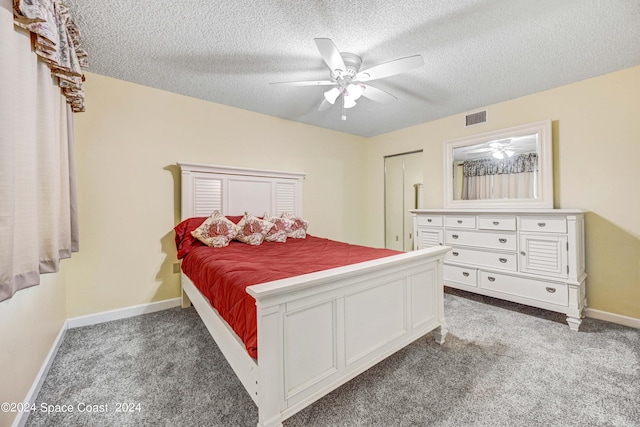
[402,152,423,251]
[385,155,404,251]
[385,151,423,251]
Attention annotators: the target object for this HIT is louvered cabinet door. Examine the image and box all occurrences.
[416,228,443,249]
[519,233,568,278]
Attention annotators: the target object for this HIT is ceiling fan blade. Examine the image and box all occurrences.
[360,84,397,103]
[318,99,332,111]
[314,38,347,74]
[356,55,424,82]
[270,80,334,87]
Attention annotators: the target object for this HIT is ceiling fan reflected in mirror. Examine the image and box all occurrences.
[464,139,515,158]
[489,140,515,159]
[465,135,536,159]
[270,38,425,120]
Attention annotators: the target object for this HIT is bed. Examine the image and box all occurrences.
[176,162,450,427]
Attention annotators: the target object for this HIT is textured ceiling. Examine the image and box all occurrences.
[67,0,640,137]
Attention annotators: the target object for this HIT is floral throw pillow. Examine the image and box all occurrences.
[282,212,308,239]
[190,211,238,248]
[235,213,274,246]
[263,212,293,243]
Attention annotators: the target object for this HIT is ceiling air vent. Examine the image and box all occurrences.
[465,110,487,127]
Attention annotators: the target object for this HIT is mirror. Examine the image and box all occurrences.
[444,120,553,209]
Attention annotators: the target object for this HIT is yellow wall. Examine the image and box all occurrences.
[0,270,67,427]
[66,73,367,317]
[366,65,640,319]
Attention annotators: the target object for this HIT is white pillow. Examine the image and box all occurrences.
[190,210,237,248]
[235,213,274,245]
[282,212,309,239]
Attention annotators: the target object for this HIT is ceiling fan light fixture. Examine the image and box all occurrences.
[343,91,358,109]
[324,87,342,104]
[492,151,504,159]
[345,83,364,100]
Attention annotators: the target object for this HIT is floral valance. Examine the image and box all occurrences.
[13,0,88,112]
[463,153,538,177]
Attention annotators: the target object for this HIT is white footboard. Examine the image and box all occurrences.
[247,246,450,427]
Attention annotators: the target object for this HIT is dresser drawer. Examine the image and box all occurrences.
[445,215,477,229]
[446,247,517,271]
[444,264,477,288]
[445,230,516,251]
[416,215,443,227]
[519,217,567,233]
[479,271,568,307]
[477,216,517,231]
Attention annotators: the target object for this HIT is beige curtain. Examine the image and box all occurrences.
[0,0,80,301]
[462,172,536,200]
[461,153,538,200]
[492,171,536,199]
[462,174,492,200]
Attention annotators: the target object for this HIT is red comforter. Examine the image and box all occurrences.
[175,217,401,358]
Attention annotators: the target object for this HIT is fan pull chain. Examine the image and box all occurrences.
[341,98,347,120]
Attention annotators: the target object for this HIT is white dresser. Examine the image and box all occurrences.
[412,209,587,330]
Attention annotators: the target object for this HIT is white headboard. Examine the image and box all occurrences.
[178,162,306,220]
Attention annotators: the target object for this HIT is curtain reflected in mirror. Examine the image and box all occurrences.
[453,150,538,200]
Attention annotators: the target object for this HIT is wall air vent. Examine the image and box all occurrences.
[465,110,487,127]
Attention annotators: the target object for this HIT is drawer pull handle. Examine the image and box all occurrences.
[452,251,459,256]
[427,219,432,223]
[457,220,463,224]
[488,276,495,282]
[538,222,546,227]
[546,287,556,293]
[452,234,459,239]
[499,238,507,243]
[462,272,469,277]
[520,251,526,256]
[499,258,507,263]
[493,221,500,225]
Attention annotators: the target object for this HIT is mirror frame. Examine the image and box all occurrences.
[443,120,553,209]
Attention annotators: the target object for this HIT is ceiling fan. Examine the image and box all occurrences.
[464,139,516,159]
[271,38,425,120]
[488,141,515,159]
[465,135,538,160]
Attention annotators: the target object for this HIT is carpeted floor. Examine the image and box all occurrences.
[26,289,640,427]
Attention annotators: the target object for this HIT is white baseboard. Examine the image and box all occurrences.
[13,298,181,427]
[66,298,181,329]
[13,323,68,427]
[585,308,640,329]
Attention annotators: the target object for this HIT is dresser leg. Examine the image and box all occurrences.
[566,316,582,331]
[432,325,448,344]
